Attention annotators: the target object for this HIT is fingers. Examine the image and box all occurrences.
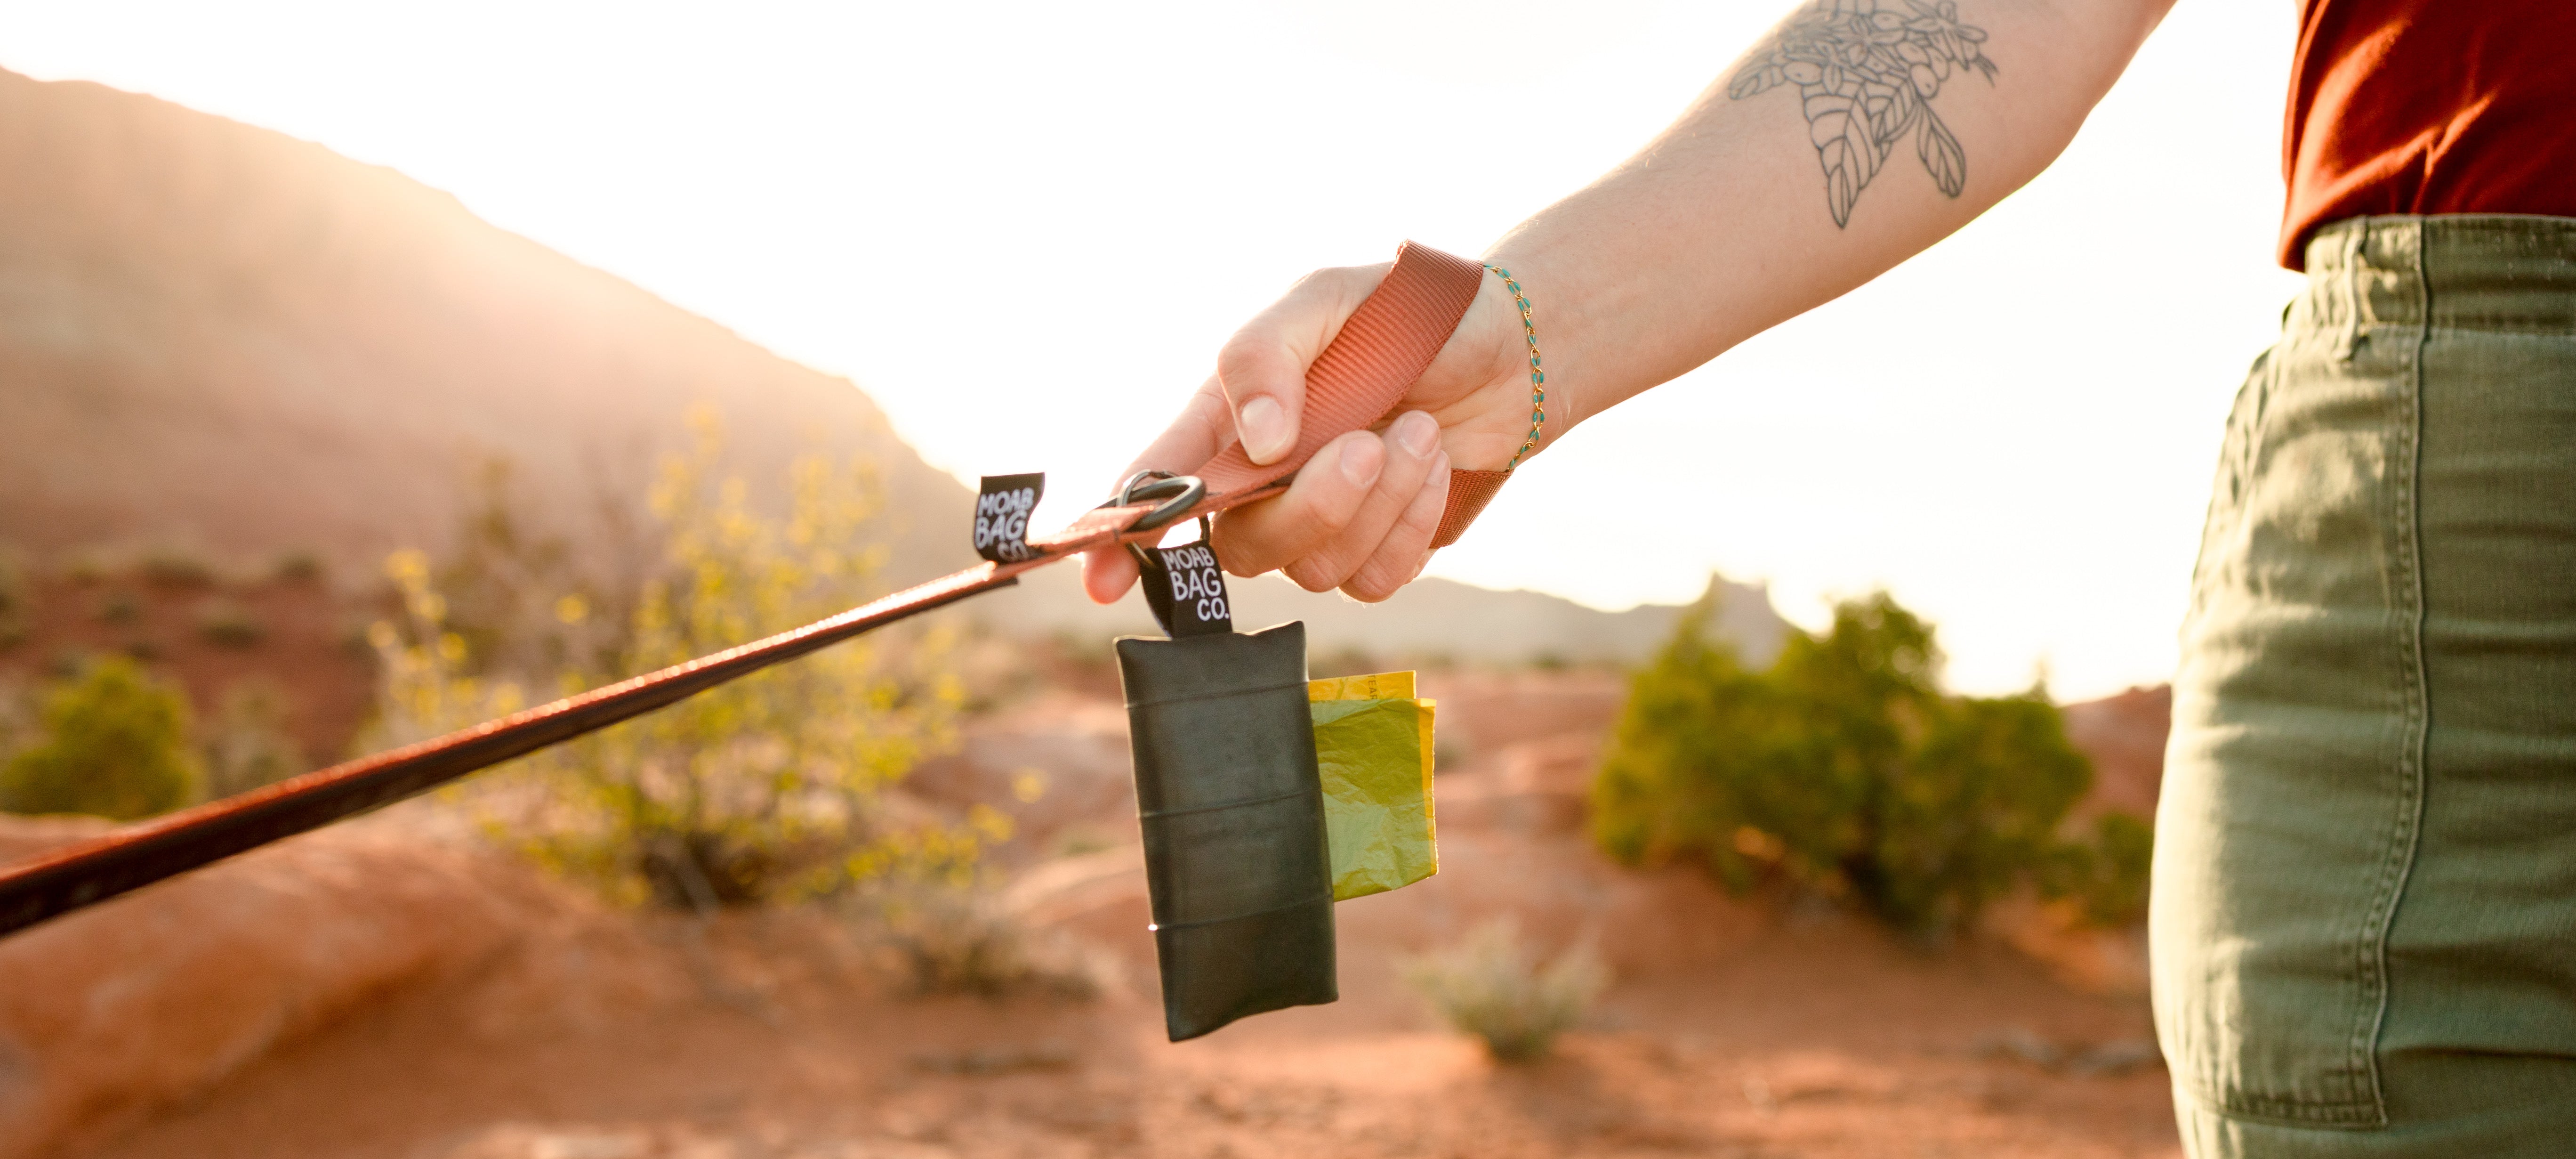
[1280,411,1443,594]
[1087,412,1447,607]
[1081,543,1140,605]
[1215,263,1389,465]
[1211,430,1384,576]
[1339,450,1449,603]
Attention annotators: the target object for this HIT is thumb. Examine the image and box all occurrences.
[1215,262,1390,466]
[1213,322,1307,467]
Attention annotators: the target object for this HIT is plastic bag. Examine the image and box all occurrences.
[1308,671,1437,901]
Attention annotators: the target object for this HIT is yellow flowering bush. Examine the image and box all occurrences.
[370,411,976,908]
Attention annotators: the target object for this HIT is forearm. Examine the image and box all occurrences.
[1084,0,2174,603]
[1485,0,2172,440]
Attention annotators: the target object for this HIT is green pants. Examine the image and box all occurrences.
[2154,215,2576,1155]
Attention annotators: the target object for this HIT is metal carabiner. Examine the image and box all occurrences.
[1114,470,1208,533]
[1107,470,1212,572]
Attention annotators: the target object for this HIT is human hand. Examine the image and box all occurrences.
[1080,259,1539,605]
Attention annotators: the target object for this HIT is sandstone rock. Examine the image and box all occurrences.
[0,813,562,1158]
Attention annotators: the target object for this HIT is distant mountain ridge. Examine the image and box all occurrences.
[0,67,969,586]
[0,69,1788,665]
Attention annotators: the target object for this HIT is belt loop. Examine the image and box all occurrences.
[2335,222,2368,362]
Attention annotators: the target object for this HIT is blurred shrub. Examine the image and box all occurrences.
[375,410,972,909]
[0,552,25,651]
[872,881,1103,998]
[271,551,327,584]
[1401,919,1607,1062]
[96,590,141,625]
[428,456,616,681]
[203,681,309,798]
[1594,592,2149,939]
[0,679,32,763]
[197,600,264,648]
[1309,645,1385,681]
[140,549,216,588]
[366,549,528,745]
[0,656,202,819]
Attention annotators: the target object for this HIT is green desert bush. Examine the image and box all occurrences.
[1594,592,2149,939]
[1401,919,1607,1062]
[0,657,202,819]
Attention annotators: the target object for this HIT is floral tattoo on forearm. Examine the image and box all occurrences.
[1730,0,1998,227]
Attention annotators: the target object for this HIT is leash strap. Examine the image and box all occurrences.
[0,241,1507,937]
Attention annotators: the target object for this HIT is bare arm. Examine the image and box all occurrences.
[1084,0,2175,604]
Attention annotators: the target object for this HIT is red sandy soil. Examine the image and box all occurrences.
[2,670,2179,1159]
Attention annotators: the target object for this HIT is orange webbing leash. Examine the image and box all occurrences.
[0,242,1507,938]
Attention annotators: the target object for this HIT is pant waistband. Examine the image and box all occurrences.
[2302,215,2576,335]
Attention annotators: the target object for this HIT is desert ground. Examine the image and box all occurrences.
[0,669,2180,1159]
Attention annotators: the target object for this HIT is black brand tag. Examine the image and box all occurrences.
[972,473,1045,563]
[1141,539,1232,638]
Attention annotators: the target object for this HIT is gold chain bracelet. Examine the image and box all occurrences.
[1482,263,1545,470]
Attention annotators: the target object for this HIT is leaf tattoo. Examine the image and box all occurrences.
[1730,0,1998,227]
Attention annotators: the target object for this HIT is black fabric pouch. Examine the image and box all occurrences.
[1116,620,1337,1041]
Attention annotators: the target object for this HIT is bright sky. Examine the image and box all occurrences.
[0,0,2302,698]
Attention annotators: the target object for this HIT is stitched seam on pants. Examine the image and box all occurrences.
[2186,332,2391,1125]
[2192,1084,2385,1127]
[2351,218,2435,1128]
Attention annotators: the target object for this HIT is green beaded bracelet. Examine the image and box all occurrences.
[1482,263,1546,470]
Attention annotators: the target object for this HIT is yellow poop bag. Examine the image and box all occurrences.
[1308,671,1437,901]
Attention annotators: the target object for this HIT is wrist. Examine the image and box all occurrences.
[1417,257,1569,471]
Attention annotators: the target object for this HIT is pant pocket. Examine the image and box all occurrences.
[2151,313,2427,1128]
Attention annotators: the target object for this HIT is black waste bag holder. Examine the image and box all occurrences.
[1116,621,1337,1041]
